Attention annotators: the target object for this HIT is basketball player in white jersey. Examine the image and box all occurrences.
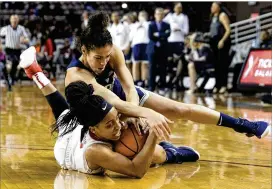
[108,12,131,64]
[164,3,189,57]
[164,3,189,88]
[130,11,150,88]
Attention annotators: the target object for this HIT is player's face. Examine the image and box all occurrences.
[86,45,113,74]
[93,108,122,141]
[211,3,220,14]
[174,3,182,14]
[111,13,120,23]
[10,16,19,28]
[192,41,199,49]
[155,10,164,22]
[138,12,147,22]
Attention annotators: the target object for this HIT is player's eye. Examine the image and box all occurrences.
[106,124,112,129]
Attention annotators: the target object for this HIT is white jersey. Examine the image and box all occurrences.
[54,110,112,174]
[108,22,130,51]
[130,21,150,47]
[163,13,189,43]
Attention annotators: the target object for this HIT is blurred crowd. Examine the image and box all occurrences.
[0,2,271,94]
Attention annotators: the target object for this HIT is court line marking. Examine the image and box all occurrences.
[199,159,271,168]
[0,146,52,151]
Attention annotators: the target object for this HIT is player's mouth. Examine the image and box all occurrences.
[114,130,121,137]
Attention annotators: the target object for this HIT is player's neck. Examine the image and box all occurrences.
[79,56,91,70]
[89,130,109,142]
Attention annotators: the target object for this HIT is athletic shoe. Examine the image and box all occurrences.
[19,46,42,79]
[176,146,200,163]
[159,141,200,164]
[19,46,50,89]
[234,118,271,139]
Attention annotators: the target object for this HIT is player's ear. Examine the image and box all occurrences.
[89,126,96,133]
[81,46,87,55]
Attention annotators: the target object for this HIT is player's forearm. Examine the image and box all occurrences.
[114,99,153,118]
[132,132,157,178]
[93,82,150,118]
[125,87,139,106]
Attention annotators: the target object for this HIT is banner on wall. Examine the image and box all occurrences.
[238,48,272,91]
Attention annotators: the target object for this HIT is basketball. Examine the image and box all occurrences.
[114,124,148,159]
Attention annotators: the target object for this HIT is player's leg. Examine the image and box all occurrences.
[19,46,68,120]
[143,91,270,139]
[0,62,12,91]
[141,62,148,88]
[186,62,197,93]
[132,61,141,85]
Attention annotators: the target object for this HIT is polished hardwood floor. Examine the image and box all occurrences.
[1,85,272,189]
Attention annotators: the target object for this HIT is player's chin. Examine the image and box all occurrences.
[108,135,120,141]
[111,132,121,140]
[112,136,121,141]
[97,68,105,73]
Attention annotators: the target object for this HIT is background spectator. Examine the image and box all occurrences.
[186,33,213,94]
[147,8,170,94]
[0,43,12,91]
[163,3,189,90]
[0,14,29,85]
[130,11,150,88]
[108,12,130,55]
[208,2,231,94]
[81,11,89,31]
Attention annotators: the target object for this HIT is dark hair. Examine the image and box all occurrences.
[78,11,113,52]
[51,81,113,142]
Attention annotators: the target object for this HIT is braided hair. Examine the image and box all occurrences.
[51,81,113,143]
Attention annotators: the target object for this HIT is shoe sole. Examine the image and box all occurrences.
[19,46,36,69]
[260,125,271,138]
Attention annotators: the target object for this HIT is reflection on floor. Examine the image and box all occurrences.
[1,85,272,189]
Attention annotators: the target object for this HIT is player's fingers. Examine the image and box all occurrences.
[120,121,127,130]
[156,125,167,140]
[139,118,149,135]
[161,118,172,134]
[165,117,174,124]
[135,119,142,136]
[152,126,162,140]
[143,123,150,134]
[159,123,170,141]
[138,118,147,129]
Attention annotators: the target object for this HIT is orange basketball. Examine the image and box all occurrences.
[114,125,148,159]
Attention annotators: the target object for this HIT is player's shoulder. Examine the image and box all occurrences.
[219,12,228,19]
[86,143,113,159]
[18,25,26,30]
[66,67,94,86]
[112,44,124,58]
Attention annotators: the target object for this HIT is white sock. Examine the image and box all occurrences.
[32,72,50,89]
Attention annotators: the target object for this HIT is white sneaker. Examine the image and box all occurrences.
[19,46,37,69]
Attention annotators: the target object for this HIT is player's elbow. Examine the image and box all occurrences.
[130,163,146,179]
[134,170,146,179]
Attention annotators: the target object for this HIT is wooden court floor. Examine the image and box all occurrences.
[1,85,272,189]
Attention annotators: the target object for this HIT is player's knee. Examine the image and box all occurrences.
[152,145,166,164]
